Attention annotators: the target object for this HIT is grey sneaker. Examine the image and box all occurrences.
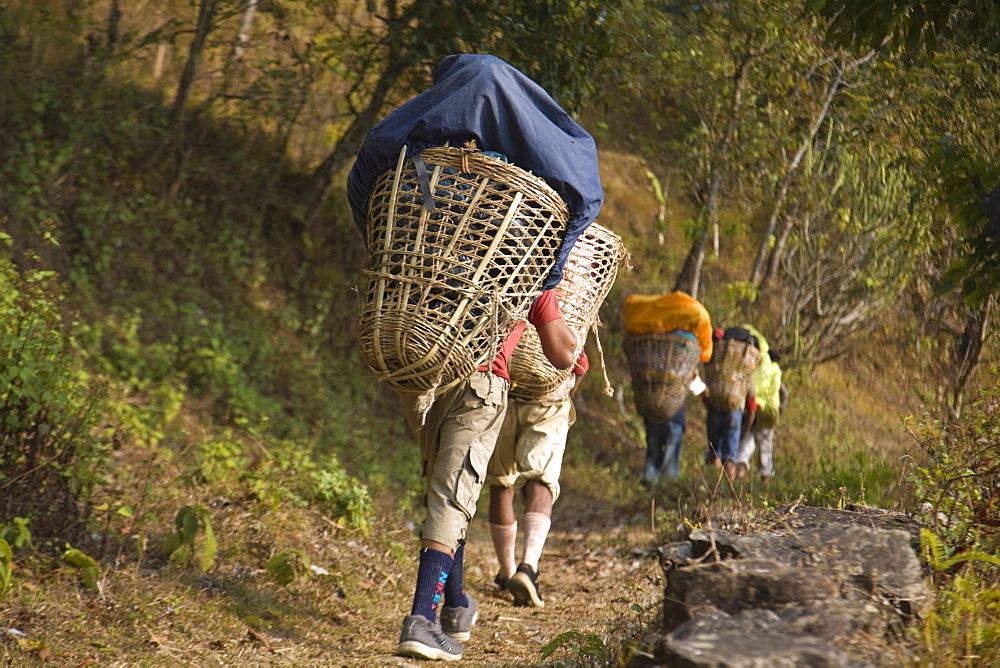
[440,594,478,641]
[397,614,463,661]
[508,564,544,608]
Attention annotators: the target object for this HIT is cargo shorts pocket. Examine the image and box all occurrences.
[452,447,490,520]
[455,373,506,431]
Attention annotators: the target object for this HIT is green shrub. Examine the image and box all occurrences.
[308,464,375,535]
[908,373,1000,561]
[907,370,1000,663]
[163,505,217,573]
[0,538,12,597]
[0,232,113,543]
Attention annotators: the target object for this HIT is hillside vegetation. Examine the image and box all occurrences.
[1,0,999,665]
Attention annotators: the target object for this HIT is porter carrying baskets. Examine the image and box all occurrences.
[703,338,762,412]
[625,331,702,421]
[508,224,629,401]
[359,146,569,396]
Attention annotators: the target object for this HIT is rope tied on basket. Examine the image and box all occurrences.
[461,139,478,174]
[590,317,615,397]
[410,152,437,212]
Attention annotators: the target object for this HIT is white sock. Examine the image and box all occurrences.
[490,521,518,579]
[520,512,551,572]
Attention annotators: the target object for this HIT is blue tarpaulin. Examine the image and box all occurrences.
[347,54,604,289]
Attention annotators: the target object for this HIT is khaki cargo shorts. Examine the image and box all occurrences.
[400,371,508,551]
[486,397,576,503]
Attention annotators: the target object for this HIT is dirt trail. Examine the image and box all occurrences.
[1,468,667,668]
[366,501,663,667]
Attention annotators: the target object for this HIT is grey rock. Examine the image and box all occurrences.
[656,541,696,572]
[659,630,864,667]
[637,506,926,667]
[686,523,928,618]
[663,558,838,630]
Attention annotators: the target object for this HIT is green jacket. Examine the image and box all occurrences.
[741,324,783,428]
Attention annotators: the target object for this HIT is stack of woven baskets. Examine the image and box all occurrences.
[507,223,629,400]
[703,338,761,412]
[625,332,703,422]
[359,146,569,396]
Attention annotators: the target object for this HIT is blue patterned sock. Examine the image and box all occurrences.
[444,543,469,608]
[410,547,454,622]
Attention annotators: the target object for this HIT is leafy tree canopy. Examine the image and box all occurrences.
[809,0,1000,305]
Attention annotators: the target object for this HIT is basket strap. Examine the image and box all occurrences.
[411,153,437,212]
[591,319,615,397]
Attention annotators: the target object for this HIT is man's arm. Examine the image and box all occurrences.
[742,395,757,437]
[535,318,577,370]
[528,289,578,370]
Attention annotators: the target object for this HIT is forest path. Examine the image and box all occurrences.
[367,496,663,667]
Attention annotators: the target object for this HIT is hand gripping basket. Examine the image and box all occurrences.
[703,338,762,412]
[508,224,630,401]
[625,331,702,422]
[359,146,569,397]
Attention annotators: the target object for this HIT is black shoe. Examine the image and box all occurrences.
[508,564,544,608]
[494,572,510,591]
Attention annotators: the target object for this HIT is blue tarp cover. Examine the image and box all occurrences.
[347,54,604,288]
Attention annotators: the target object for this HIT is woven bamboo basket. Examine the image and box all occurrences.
[508,224,629,401]
[625,332,702,421]
[703,338,762,412]
[359,146,569,396]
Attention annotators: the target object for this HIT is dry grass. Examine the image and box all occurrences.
[0,479,663,667]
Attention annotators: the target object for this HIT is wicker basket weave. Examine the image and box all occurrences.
[508,224,629,401]
[625,332,702,421]
[359,146,569,395]
[703,338,762,412]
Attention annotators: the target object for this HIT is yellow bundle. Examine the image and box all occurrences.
[622,292,713,362]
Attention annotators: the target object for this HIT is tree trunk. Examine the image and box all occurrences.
[674,54,755,297]
[674,226,709,298]
[302,62,405,226]
[749,63,843,287]
[302,0,418,225]
[106,0,121,54]
[949,296,993,419]
[167,0,217,144]
[754,50,877,293]
[229,0,258,66]
[761,204,796,290]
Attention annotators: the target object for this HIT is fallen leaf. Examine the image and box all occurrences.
[143,625,167,646]
[246,627,273,652]
[16,638,45,652]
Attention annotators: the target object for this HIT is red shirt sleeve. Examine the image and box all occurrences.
[527,289,563,328]
[746,396,758,412]
[573,350,589,375]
